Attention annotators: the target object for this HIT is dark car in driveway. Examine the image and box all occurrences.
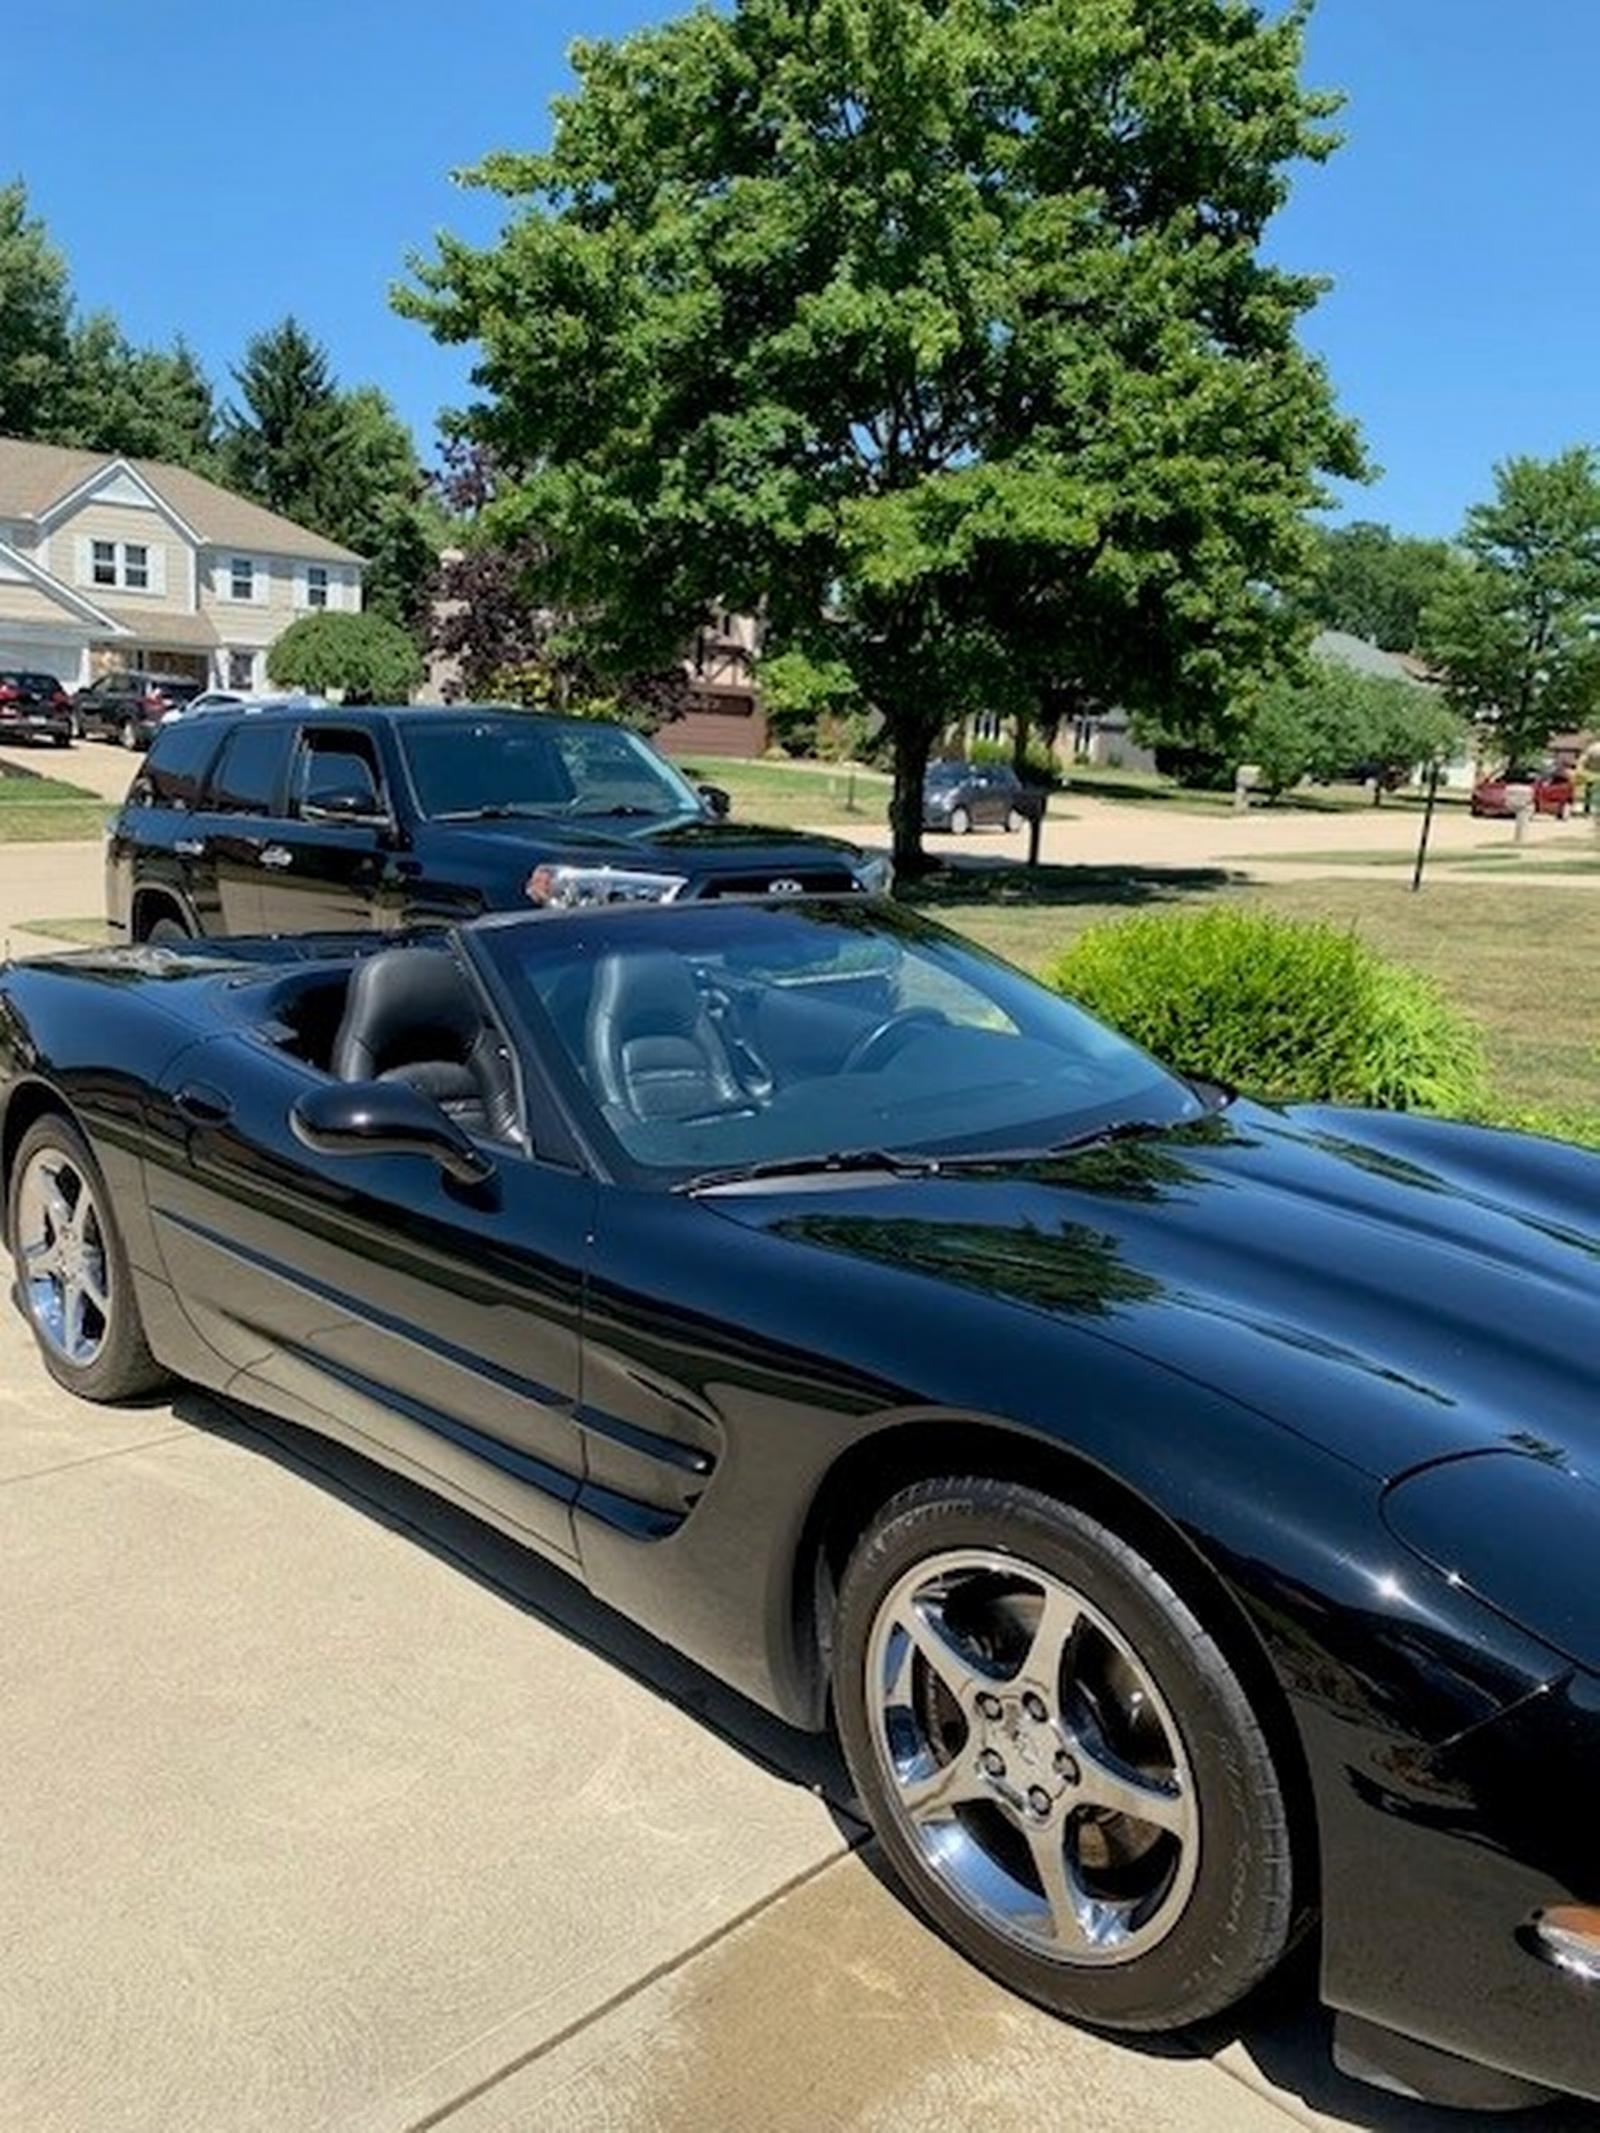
[0,669,73,746]
[74,670,202,749]
[923,759,1037,834]
[105,703,891,942]
[4,892,1600,2112]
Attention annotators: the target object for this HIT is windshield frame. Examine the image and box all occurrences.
[397,709,707,825]
[466,898,1201,1193]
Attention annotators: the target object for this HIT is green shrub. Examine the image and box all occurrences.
[1046,906,1487,1113]
[969,734,1058,783]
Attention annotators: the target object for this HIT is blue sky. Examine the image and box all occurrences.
[9,1,1598,536]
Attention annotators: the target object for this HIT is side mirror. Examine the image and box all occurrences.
[698,782,731,820]
[290,1080,494,1186]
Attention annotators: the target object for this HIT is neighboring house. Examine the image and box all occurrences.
[659,610,766,759]
[0,437,363,694]
[422,577,768,756]
[1311,627,1484,790]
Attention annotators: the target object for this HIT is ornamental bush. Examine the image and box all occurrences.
[266,610,423,704]
[1046,907,1486,1114]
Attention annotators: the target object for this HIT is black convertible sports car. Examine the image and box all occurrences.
[2,897,1598,2111]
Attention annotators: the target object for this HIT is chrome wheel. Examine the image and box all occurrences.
[865,1549,1198,1966]
[16,1147,112,1366]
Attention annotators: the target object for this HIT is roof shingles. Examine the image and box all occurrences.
[0,436,362,564]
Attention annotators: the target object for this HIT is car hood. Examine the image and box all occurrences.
[707,1102,1600,1480]
[425,816,866,869]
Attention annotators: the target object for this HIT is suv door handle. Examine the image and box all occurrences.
[174,837,205,858]
[259,845,294,870]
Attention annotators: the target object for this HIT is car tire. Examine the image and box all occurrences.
[7,1111,166,1402]
[145,915,191,945]
[52,732,71,748]
[833,1476,1295,2033]
[948,805,972,836]
[1006,807,1025,833]
[119,718,140,750]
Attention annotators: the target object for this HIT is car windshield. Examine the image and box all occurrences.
[477,900,1201,1186]
[401,714,704,823]
[925,764,966,786]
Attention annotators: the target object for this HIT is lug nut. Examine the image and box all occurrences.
[976,1691,1003,1720]
[1021,1691,1049,1724]
[1027,1785,1053,1817]
[979,1748,1006,1778]
[1054,1750,1079,1784]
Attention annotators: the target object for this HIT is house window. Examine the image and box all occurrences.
[123,543,149,591]
[306,565,329,609]
[229,557,255,602]
[226,650,256,691]
[92,540,117,587]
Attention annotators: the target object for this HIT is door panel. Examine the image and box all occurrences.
[255,820,388,932]
[144,1037,591,1558]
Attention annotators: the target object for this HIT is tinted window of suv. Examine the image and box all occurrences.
[207,722,293,816]
[140,721,223,809]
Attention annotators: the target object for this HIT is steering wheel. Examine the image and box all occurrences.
[843,1006,948,1074]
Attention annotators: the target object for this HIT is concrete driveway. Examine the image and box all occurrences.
[0,732,139,803]
[5,1305,1598,2132]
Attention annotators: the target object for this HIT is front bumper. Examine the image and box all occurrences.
[0,713,70,742]
[1313,1664,1600,2103]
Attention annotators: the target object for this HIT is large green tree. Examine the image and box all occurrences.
[54,317,216,465]
[401,0,1362,870]
[223,320,437,630]
[1242,662,1460,798]
[1301,520,1461,653]
[1421,448,1600,765]
[0,180,73,439]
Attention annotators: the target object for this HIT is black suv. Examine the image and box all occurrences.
[0,670,74,746]
[75,670,202,749]
[106,704,890,942]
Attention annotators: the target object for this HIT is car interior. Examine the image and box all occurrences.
[232,920,1172,1178]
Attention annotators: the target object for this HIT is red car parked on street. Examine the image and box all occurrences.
[1469,767,1577,819]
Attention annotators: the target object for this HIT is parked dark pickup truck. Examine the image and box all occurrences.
[106,702,891,941]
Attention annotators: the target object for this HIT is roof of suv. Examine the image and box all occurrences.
[174,701,566,730]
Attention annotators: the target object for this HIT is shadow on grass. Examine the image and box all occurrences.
[904,858,1242,911]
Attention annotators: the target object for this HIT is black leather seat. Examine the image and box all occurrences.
[586,950,748,1124]
[330,947,520,1143]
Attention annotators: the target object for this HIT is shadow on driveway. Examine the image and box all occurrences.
[904,858,1242,911]
[173,1388,1599,2133]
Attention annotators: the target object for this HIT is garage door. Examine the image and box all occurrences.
[0,641,80,684]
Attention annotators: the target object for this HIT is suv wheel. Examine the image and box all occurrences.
[145,914,191,945]
[948,804,972,835]
[119,718,140,750]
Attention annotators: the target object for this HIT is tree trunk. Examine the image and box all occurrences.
[890,719,935,878]
[1011,706,1032,780]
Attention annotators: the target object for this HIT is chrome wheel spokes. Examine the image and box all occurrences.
[16,1148,111,1367]
[866,1549,1198,1966]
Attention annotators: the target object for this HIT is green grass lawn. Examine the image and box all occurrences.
[681,755,893,827]
[11,916,115,946]
[0,767,111,842]
[1060,763,1470,816]
[910,866,1597,1120]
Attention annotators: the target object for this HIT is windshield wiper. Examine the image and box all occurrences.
[679,1118,1181,1194]
[564,803,673,820]
[678,1147,949,1193]
[432,802,557,822]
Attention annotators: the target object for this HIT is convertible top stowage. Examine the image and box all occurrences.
[3,898,1599,2111]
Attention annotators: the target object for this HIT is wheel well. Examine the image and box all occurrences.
[131,888,186,941]
[0,1081,72,1206]
[798,1417,1321,1918]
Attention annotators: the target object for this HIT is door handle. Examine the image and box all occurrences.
[259,845,294,870]
[174,837,205,858]
[174,1084,233,1126]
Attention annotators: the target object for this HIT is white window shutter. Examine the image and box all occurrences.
[149,544,166,596]
[293,562,306,607]
[75,535,91,585]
